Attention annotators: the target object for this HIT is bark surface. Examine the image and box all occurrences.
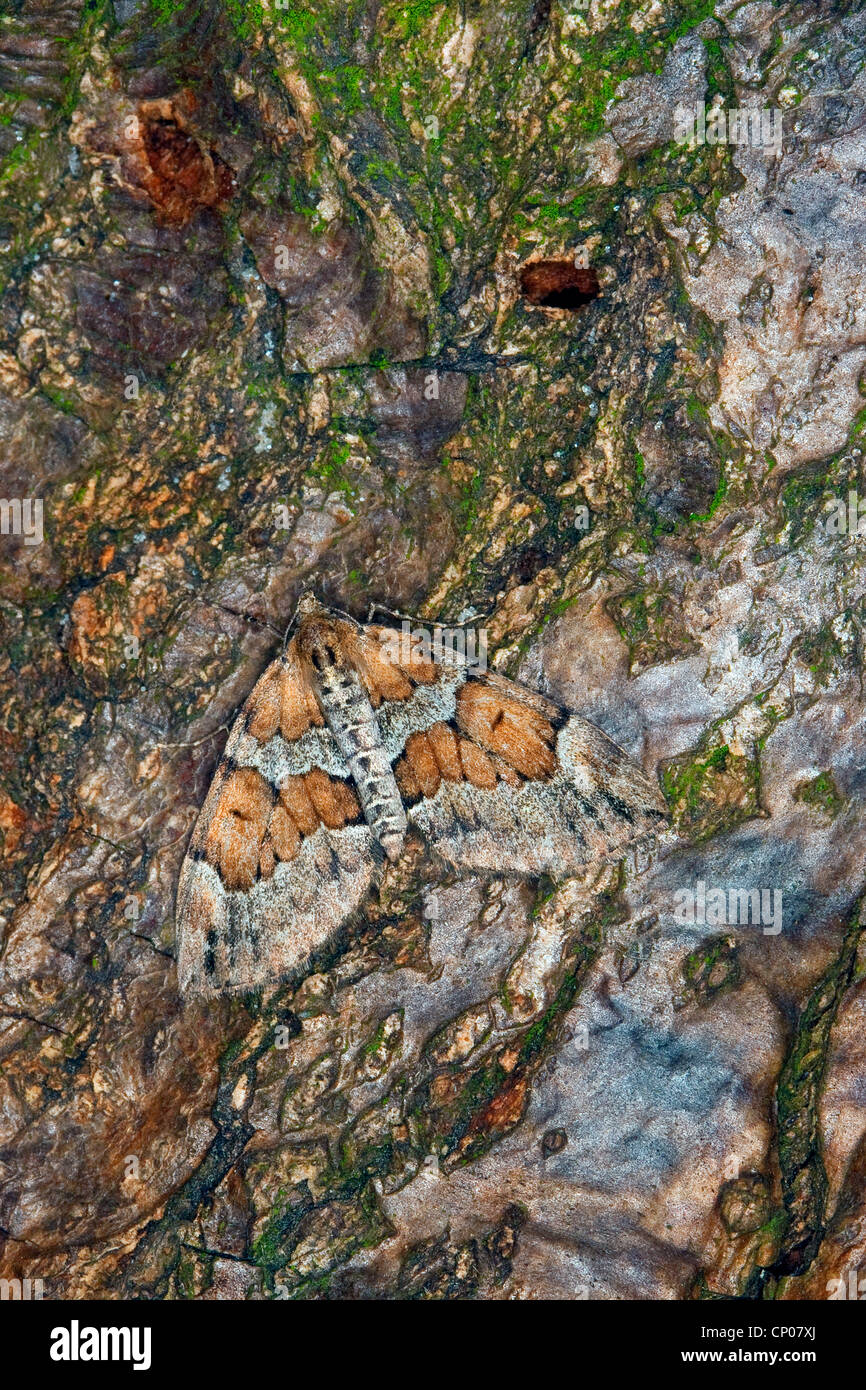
[1,0,865,1300]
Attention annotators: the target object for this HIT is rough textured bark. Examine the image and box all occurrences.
[1,0,865,1301]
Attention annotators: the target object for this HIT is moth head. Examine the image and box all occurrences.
[284,589,328,652]
[295,590,325,621]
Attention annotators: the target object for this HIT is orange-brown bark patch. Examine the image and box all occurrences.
[470,1073,529,1136]
[519,260,600,310]
[0,791,29,854]
[138,102,235,226]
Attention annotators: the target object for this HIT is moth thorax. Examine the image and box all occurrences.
[297,610,352,672]
[316,659,365,714]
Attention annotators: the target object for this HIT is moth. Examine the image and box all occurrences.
[176,594,667,994]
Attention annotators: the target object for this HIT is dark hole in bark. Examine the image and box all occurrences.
[514,545,546,582]
[528,0,552,36]
[519,259,601,310]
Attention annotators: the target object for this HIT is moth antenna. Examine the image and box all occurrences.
[209,603,284,640]
[153,721,231,751]
[444,607,494,630]
[366,600,415,624]
[282,610,301,654]
[366,600,491,630]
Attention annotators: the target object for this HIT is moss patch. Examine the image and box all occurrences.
[662,742,761,843]
[794,771,844,820]
[682,934,741,1004]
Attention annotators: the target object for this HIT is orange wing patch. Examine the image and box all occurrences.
[203,766,274,892]
[303,767,361,829]
[489,755,522,788]
[427,721,462,781]
[243,654,323,743]
[395,755,421,802]
[393,718,527,800]
[202,764,361,888]
[245,662,282,741]
[456,683,557,780]
[281,651,323,738]
[279,774,320,836]
[458,737,498,790]
[354,631,413,705]
[403,730,441,797]
[266,803,302,864]
[358,625,439,704]
[394,642,438,686]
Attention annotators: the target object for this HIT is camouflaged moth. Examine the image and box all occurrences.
[176,593,666,993]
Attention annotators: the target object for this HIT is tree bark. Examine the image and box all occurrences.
[1,0,865,1300]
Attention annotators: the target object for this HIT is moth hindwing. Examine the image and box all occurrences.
[176,594,667,994]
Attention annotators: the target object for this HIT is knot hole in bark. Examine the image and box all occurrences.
[519,259,600,310]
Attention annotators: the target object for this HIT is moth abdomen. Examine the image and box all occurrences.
[315,661,407,860]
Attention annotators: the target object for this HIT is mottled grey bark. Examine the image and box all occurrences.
[1,0,865,1300]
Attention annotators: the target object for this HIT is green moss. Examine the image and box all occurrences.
[514,189,607,237]
[517,955,589,1070]
[40,386,83,419]
[269,1,319,45]
[325,62,367,115]
[781,470,832,543]
[849,404,866,439]
[436,1059,507,1157]
[219,1037,245,1070]
[388,0,443,39]
[151,0,192,22]
[662,741,760,843]
[798,625,845,688]
[608,585,697,671]
[682,935,740,1003]
[455,467,484,534]
[754,701,784,753]
[633,450,646,495]
[664,743,728,800]
[307,436,359,503]
[794,771,843,820]
[774,904,865,1273]
[251,1192,308,1271]
[225,0,265,41]
[661,0,718,47]
[688,466,728,524]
